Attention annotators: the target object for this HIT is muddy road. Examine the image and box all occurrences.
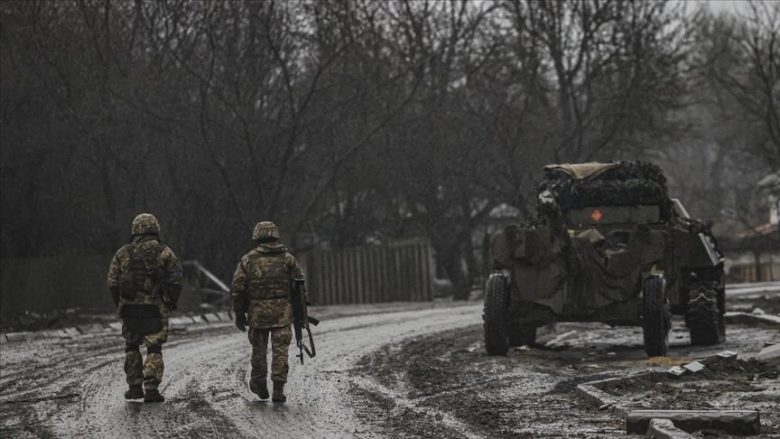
[0,303,481,438]
[352,322,779,438]
[1,293,778,438]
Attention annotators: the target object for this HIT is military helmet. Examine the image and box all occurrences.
[131,213,160,236]
[252,221,280,242]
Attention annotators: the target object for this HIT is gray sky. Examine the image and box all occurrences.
[706,0,749,13]
[702,0,767,14]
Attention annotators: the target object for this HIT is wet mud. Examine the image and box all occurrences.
[351,320,780,438]
[1,300,778,438]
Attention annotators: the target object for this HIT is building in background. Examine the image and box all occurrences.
[722,172,780,283]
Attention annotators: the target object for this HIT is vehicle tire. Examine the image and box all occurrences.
[642,275,671,357]
[687,286,725,345]
[483,273,510,355]
[508,323,537,347]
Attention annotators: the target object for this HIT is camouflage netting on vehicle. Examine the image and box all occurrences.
[538,161,671,217]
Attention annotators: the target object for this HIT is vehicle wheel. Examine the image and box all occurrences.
[483,273,510,355]
[642,275,671,357]
[508,323,537,347]
[687,286,725,345]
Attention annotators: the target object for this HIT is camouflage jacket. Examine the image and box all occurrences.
[107,235,183,316]
[232,242,304,329]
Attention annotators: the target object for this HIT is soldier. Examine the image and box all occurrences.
[107,213,182,403]
[232,221,304,403]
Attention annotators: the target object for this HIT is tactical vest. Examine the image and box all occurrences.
[119,241,165,301]
[245,251,291,301]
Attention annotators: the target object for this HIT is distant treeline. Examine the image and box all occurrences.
[1,0,777,297]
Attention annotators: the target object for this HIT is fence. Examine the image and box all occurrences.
[0,238,435,319]
[304,239,434,305]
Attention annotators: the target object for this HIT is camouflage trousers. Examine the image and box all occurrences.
[248,326,292,384]
[122,319,169,391]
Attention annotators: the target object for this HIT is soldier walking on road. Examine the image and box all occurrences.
[232,221,304,403]
[107,213,182,403]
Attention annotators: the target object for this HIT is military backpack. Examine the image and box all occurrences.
[119,241,165,301]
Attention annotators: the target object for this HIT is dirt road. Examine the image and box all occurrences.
[0,303,481,438]
[1,294,778,438]
[351,322,779,438]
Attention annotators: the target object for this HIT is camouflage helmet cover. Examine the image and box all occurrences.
[131,213,160,236]
[252,221,280,242]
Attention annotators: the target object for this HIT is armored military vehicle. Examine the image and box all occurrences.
[484,162,725,357]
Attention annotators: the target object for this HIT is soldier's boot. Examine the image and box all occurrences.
[272,381,286,403]
[143,388,165,403]
[124,385,144,400]
[250,380,270,400]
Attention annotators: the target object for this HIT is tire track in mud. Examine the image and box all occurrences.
[351,320,780,438]
[1,305,482,438]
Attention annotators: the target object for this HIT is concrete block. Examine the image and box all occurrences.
[169,317,189,326]
[646,418,695,439]
[5,332,34,342]
[217,311,230,322]
[62,327,80,337]
[627,410,760,435]
[576,383,618,408]
[667,366,687,378]
[716,350,737,360]
[78,324,104,334]
[682,361,705,373]
[755,344,780,362]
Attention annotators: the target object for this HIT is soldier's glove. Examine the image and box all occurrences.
[235,313,248,332]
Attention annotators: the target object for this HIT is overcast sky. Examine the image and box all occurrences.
[702,0,758,14]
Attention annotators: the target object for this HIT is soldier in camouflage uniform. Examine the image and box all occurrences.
[107,213,182,403]
[232,221,304,403]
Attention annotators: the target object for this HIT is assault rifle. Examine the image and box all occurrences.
[291,278,319,364]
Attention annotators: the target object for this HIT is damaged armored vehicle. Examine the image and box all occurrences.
[484,162,725,357]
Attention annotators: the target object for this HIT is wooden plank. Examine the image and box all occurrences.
[327,251,334,305]
[363,248,370,303]
[408,243,420,302]
[344,249,351,304]
[354,248,360,303]
[405,244,413,301]
[626,410,760,435]
[380,246,387,302]
[340,250,348,304]
[407,244,415,301]
[358,248,364,303]
[382,247,393,302]
[349,249,357,304]
[367,248,376,303]
[407,244,415,300]
[326,251,334,305]
[424,242,433,300]
[413,241,422,301]
[335,251,343,305]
